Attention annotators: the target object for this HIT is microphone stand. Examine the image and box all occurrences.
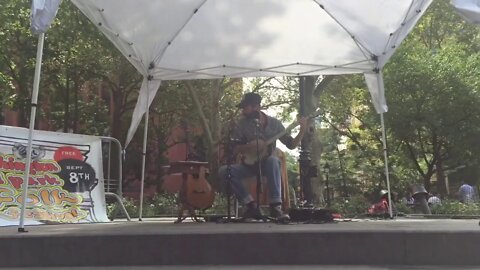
[253,118,268,222]
[226,158,232,220]
[224,134,235,221]
[219,121,242,223]
[220,116,268,223]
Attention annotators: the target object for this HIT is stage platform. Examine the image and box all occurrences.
[0,218,479,268]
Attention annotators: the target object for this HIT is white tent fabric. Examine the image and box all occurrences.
[72,0,431,79]
[365,72,387,113]
[124,78,162,147]
[71,0,432,124]
[31,0,62,34]
[70,0,432,219]
[451,0,480,24]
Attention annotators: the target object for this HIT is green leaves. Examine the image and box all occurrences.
[316,0,480,197]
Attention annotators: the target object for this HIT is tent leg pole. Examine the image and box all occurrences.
[18,33,45,232]
[138,80,150,221]
[380,113,393,218]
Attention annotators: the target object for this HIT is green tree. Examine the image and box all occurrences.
[382,0,480,195]
[320,75,388,196]
[384,41,480,194]
[0,0,116,134]
[317,0,480,200]
[43,1,131,134]
[185,79,243,187]
[0,0,37,127]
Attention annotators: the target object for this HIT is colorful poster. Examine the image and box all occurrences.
[0,125,109,226]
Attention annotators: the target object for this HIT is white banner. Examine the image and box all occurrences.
[0,125,109,226]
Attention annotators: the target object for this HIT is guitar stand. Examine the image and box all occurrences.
[174,204,205,224]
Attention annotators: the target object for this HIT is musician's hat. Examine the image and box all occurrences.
[237,92,261,108]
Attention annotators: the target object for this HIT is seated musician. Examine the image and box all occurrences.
[218,92,307,221]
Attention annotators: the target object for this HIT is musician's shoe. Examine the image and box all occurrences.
[270,203,290,223]
[242,202,264,220]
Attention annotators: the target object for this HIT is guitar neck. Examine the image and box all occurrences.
[263,110,320,146]
[265,121,300,146]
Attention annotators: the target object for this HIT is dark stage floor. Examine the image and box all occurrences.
[0,217,479,268]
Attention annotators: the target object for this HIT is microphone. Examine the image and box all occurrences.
[251,111,261,127]
[253,118,260,127]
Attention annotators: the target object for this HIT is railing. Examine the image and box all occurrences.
[101,136,130,221]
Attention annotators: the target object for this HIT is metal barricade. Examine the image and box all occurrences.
[101,136,130,221]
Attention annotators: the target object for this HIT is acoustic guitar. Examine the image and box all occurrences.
[184,164,215,210]
[166,161,215,223]
[241,118,304,166]
[179,121,215,211]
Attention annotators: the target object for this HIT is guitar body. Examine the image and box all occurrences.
[240,120,295,166]
[239,112,318,166]
[241,143,269,166]
[184,166,215,210]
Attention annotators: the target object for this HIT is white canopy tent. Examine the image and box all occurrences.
[71,0,432,219]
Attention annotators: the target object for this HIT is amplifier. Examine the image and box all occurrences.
[288,208,334,223]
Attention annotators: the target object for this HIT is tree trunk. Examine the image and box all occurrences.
[17,83,28,127]
[301,76,334,205]
[63,71,70,133]
[431,133,447,196]
[186,81,222,189]
[435,156,447,197]
[310,131,324,204]
[73,77,79,133]
[302,77,323,204]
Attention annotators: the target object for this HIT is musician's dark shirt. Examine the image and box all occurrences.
[233,112,295,157]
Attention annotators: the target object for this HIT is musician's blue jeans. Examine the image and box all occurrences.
[218,155,282,205]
